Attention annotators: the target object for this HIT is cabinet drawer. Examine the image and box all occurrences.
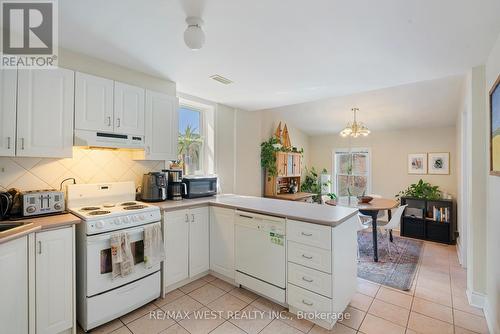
[288,283,332,315]
[288,241,331,273]
[288,262,332,297]
[287,220,331,250]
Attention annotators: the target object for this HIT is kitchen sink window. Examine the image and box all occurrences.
[177,98,214,176]
[333,148,371,197]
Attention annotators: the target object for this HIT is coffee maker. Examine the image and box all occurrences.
[140,172,167,202]
[163,169,185,201]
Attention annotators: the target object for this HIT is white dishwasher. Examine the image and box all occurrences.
[235,210,286,303]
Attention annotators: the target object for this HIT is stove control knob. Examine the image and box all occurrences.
[95,221,104,229]
[113,219,121,225]
[139,215,145,220]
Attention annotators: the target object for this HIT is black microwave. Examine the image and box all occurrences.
[182,176,217,199]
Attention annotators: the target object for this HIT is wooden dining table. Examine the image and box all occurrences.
[325,197,399,262]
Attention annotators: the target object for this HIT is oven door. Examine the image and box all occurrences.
[86,224,161,297]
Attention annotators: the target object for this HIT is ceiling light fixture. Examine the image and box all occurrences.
[340,108,370,138]
[184,16,205,50]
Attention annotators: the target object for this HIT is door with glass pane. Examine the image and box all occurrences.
[334,150,370,197]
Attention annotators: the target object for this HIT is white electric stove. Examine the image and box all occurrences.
[67,182,162,332]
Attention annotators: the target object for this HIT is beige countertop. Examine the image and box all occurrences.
[0,213,81,245]
[154,194,358,227]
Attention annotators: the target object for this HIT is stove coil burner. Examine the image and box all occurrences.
[121,202,138,206]
[87,210,111,216]
[123,205,148,210]
[80,207,101,211]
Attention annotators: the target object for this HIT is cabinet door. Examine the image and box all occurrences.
[36,227,73,334]
[210,207,235,279]
[114,82,145,136]
[164,210,189,287]
[75,72,114,132]
[189,207,210,277]
[144,91,178,160]
[277,152,287,176]
[287,154,294,176]
[0,236,28,334]
[293,154,301,176]
[0,69,17,157]
[17,68,74,158]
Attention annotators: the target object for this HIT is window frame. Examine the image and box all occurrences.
[332,147,372,197]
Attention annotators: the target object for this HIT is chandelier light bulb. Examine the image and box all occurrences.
[339,108,370,138]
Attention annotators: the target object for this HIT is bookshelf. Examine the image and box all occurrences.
[400,197,456,244]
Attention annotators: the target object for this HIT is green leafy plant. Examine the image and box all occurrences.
[396,179,441,200]
[301,167,336,203]
[178,125,203,174]
[260,137,304,176]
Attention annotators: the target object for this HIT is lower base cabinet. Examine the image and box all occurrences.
[210,207,235,279]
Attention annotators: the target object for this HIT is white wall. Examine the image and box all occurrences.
[484,33,500,334]
[309,127,458,198]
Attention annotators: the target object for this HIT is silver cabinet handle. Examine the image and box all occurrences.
[146,146,151,154]
[185,214,189,223]
[20,137,25,150]
[302,276,314,283]
[116,118,121,127]
[107,116,111,126]
[301,232,313,237]
[7,137,11,149]
[191,214,195,222]
[302,254,313,260]
[38,241,42,254]
[302,299,313,306]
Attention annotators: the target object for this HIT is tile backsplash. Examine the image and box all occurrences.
[0,147,165,192]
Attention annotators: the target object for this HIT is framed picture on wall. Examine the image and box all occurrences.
[428,152,450,175]
[490,74,500,176]
[408,153,427,174]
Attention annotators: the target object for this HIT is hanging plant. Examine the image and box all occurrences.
[260,137,280,176]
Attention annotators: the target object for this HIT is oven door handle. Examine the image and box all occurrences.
[86,225,149,243]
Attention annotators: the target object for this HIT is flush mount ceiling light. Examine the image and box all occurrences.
[184,16,205,50]
[340,108,370,138]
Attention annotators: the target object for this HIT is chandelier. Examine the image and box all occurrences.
[340,108,370,138]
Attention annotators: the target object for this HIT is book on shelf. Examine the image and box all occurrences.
[432,206,449,223]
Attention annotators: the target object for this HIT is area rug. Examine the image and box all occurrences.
[357,231,423,291]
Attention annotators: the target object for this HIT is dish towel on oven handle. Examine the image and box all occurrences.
[143,222,165,269]
[111,232,135,279]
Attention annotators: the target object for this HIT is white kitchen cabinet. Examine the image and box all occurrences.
[17,68,74,158]
[75,72,114,132]
[35,227,74,334]
[210,207,235,279]
[0,69,17,157]
[164,210,189,287]
[0,236,28,334]
[114,82,145,136]
[189,207,210,277]
[142,90,178,160]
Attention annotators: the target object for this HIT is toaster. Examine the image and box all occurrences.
[21,190,65,216]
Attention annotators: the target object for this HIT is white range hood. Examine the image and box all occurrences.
[74,129,144,149]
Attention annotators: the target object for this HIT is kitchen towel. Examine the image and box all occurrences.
[120,233,135,277]
[143,222,165,269]
[110,232,135,278]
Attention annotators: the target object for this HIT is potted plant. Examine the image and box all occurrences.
[301,167,337,203]
[396,179,441,200]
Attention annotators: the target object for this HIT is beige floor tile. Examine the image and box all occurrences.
[405,329,417,334]
[228,305,274,334]
[158,323,189,334]
[110,327,132,334]
[207,293,248,319]
[259,319,303,334]
[375,287,413,309]
[338,306,366,330]
[411,297,453,324]
[348,292,374,311]
[453,309,489,334]
[454,326,478,334]
[414,285,452,307]
[179,278,208,293]
[251,296,286,313]
[126,313,176,334]
[210,278,236,292]
[357,279,380,297]
[120,302,158,324]
[155,289,185,307]
[452,292,484,317]
[210,321,247,334]
[359,314,406,334]
[368,299,410,327]
[161,295,204,317]
[178,307,225,334]
[86,319,124,334]
[416,278,451,294]
[309,323,356,334]
[201,274,218,282]
[407,311,453,334]
[228,287,259,304]
[189,284,227,305]
[278,311,315,332]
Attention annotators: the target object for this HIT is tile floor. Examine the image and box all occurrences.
[79,241,490,334]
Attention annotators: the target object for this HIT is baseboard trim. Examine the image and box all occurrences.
[456,241,466,268]
[466,289,485,308]
[483,297,499,334]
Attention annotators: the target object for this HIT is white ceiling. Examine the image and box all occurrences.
[261,75,466,135]
[60,0,500,111]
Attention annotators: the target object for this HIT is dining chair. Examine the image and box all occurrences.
[376,204,408,258]
[356,215,371,261]
[367,194,386,219]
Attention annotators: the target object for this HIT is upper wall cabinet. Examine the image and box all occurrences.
[114,82,145,136]
[16,69,74,158]
[141,90,178,161]
[75,72,114,132]
[0,69,17,157]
